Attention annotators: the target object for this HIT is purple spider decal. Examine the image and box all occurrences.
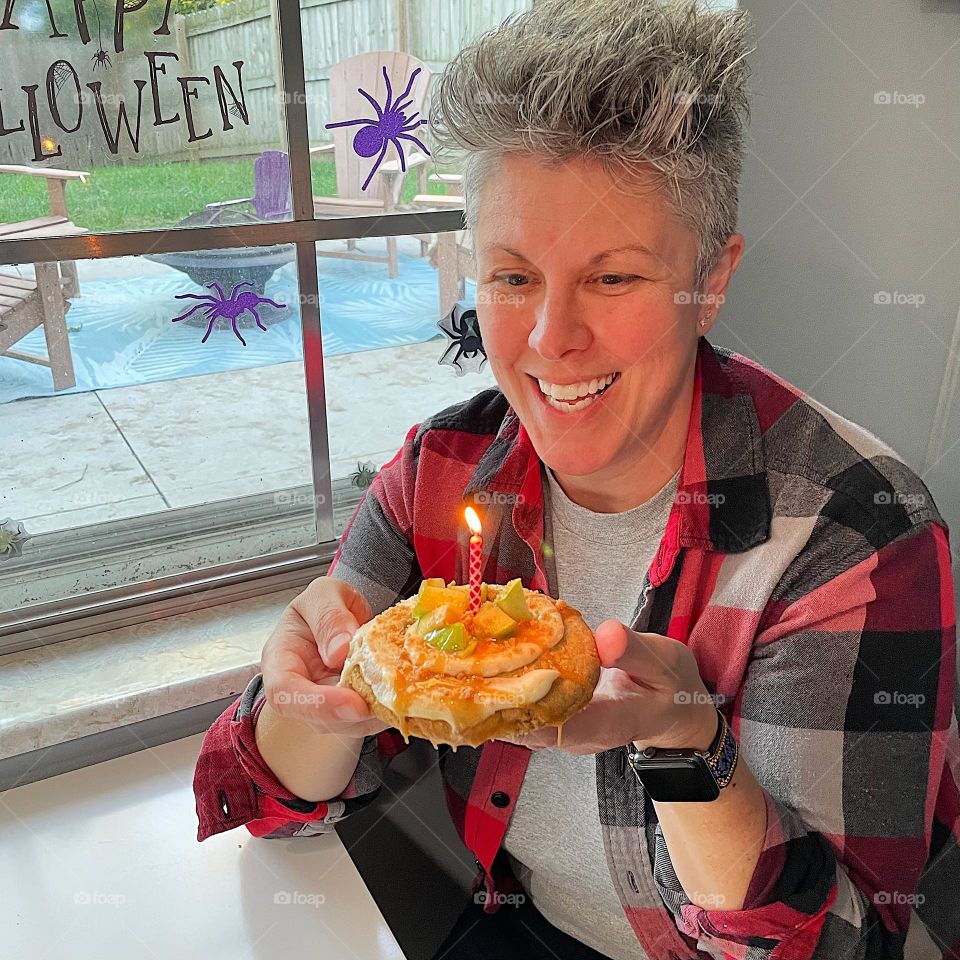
[325,66,430,191]
[171,280,285,346]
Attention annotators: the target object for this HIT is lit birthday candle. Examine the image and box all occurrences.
[464,506,483,613]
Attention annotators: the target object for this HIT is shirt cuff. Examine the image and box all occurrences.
[654,790,839,956]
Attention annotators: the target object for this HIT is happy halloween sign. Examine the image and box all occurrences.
[0,0,249,161]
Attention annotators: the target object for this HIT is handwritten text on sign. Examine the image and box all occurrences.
[0,0,249,161]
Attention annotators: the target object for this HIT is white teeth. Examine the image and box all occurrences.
[536,373,618,408]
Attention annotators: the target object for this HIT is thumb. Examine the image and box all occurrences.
[595,620,674,682]
[594,620,629,667]
[320,613,361,669]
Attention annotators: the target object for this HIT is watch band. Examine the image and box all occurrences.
[703,709,738,788]
[626,707,739,792]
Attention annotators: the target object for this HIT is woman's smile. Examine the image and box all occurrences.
[529,372,622,416]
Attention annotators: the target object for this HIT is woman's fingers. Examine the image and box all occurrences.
[291,577,371,668]
[266,671,379,728]
[260,576,380,729]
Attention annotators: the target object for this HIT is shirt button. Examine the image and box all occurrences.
[491,791,510,808]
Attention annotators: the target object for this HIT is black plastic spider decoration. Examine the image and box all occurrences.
[437,303,487,376]
[324,66,430,191]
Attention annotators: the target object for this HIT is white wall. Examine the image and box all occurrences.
[726,0,960,600]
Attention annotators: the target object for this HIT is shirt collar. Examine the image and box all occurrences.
[462,337,772,557]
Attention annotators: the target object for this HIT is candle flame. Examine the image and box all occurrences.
[42,138,57,151]
[464,506,482,535]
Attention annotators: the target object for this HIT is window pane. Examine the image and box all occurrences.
[0,244,330,614]
[312,229,496,537]
[303,1,534,217]
[0,1,291,236]
[294,1,529,526]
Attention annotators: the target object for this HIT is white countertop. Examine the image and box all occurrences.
[0,732,408,960]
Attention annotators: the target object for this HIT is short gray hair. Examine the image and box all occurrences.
[427,0,755,289]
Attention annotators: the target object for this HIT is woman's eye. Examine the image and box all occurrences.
[489,273,637,286]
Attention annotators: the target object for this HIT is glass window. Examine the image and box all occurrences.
[0,0,530,645]
[312,230,495,535]
[0,247,325,614]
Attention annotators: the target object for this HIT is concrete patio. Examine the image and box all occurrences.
[3,337,497,535]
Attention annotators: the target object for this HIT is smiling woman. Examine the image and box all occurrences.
[427,3,748,514]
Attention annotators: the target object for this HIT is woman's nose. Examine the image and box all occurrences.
[527,293,591,360]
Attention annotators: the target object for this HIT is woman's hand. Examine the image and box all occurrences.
[502,621,718,754]
[260,576,390,738]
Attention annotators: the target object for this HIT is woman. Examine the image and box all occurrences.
[194,1,959,958]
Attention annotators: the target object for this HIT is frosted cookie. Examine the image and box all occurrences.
[338,578,600,749]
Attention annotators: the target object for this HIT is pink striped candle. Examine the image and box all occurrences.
[464,507,483,612]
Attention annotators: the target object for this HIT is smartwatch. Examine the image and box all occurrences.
[625,708,738,802]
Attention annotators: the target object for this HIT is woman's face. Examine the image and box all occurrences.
[473,154,741,507]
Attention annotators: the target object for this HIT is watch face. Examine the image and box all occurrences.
[630,757,720,802]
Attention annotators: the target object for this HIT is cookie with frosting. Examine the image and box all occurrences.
[337,578,601,749]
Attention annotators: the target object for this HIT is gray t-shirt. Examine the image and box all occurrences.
[502,464,681,960]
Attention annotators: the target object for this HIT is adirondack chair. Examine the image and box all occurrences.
[312,51,434,277]
[411,173,476,318]
[0,164,89,391]
[205,149,292,221]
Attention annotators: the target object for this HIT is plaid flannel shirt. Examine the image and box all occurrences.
[193,337,959,960]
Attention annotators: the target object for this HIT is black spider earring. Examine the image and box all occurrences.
[437,302,487,376]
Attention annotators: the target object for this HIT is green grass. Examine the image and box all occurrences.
[0,157,455,234]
